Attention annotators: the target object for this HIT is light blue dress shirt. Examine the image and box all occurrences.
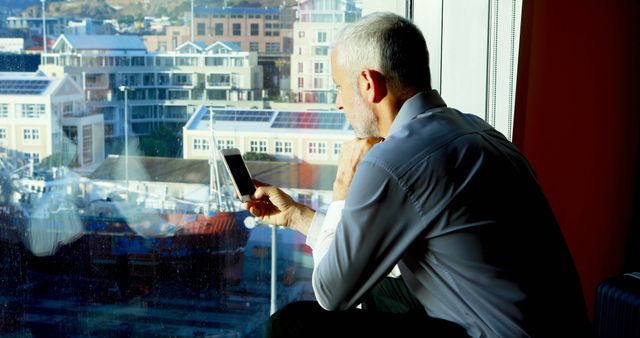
[306,90,589,337]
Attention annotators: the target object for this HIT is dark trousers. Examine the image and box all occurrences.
[265,277,469,338]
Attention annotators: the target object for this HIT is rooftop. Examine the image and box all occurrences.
[90,156,337,191]
[194,7,283,15]
[0,72,62,96]
[186,106,352,135]
[54,34,147,51]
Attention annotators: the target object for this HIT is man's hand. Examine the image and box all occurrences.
[333,137,384,201]
[243,186,316,235]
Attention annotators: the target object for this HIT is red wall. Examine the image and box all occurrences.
[513,0,640,318]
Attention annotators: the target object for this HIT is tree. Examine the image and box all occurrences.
[138,125,182,157]
[242,152,276,161]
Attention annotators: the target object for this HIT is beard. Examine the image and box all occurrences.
[350,91,380,138]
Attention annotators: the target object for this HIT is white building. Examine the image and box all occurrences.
[182,106,353,165]
[38,35,263,139]
[0,72,105,170]
[290,0,360,103]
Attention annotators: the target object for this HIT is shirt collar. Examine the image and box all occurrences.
[387,90,447,136]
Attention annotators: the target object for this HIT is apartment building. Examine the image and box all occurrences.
[290,0,360,103]
[6,17,71,38]
[143,6,294,96]
[182,105,353,165]
[0,72,104,169]
[38,34,263,140]
[144,7,294,55]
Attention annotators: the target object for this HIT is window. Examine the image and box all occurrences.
[298,192,313,206]
[333,142,341,158]
[205,57,225,66]
[250,139,267,153]
[232,23,241,36]
[215,23,224,35]
[266,42,281,53]
[275,140,292,155]
[23,128,40,143]
[18,104,45,118]
[0,103,8,117]
[316,31,327,43]
[314,47,329,55]
[193,138,210,151]
[24,152,39,164]
[0,3,525,337]
[208,74,231,86]
[250,23,259,36]
[217,138,235,149]
[308,141,327,157]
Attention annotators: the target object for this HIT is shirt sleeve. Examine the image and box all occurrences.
[311,162,422,310]
[308,200,402,278]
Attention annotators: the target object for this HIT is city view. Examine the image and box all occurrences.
[0,0,367,336]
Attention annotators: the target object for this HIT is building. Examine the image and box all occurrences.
[0,72,104,170]
[143,6,295,97]
[182,105,353,165]
[6,16,70,38]
[7,16,115,37]
[64,19,116,36]
[144,7,294,55]
[290,0,360,103]
[38,34,263,141]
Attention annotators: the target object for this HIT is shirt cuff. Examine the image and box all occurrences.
[305,200,345,249]
[306,210,325,247]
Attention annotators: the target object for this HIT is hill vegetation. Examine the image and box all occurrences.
[20,0,297,22]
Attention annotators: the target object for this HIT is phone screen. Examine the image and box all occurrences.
[224,154,256,197]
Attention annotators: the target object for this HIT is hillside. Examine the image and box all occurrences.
[20,0,297,21]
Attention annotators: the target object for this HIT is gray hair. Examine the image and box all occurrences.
[332,12,432,98]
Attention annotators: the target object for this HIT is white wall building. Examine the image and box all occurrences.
[0,72,105,170]
[290,0,360,103]
[182,105,353,165]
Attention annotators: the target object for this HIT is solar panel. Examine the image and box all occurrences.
[271,111,346,130]
[205,109,274,122]
[0,79,51,95]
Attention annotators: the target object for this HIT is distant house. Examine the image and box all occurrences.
[0,72,105,169]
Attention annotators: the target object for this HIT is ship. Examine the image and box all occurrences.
[0,145,256,300]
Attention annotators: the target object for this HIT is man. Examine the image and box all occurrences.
[244,12,591,338]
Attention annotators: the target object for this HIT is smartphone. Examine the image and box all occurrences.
[219,148,256,202]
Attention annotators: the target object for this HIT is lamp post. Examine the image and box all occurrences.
[40,0,47,56]
[208,106,223,212]
[119,85,133,199]
[191,0,194,42]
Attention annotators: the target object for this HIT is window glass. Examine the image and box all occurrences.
[0,1,521,337]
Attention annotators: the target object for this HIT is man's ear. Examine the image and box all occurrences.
[358,69,387,103]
